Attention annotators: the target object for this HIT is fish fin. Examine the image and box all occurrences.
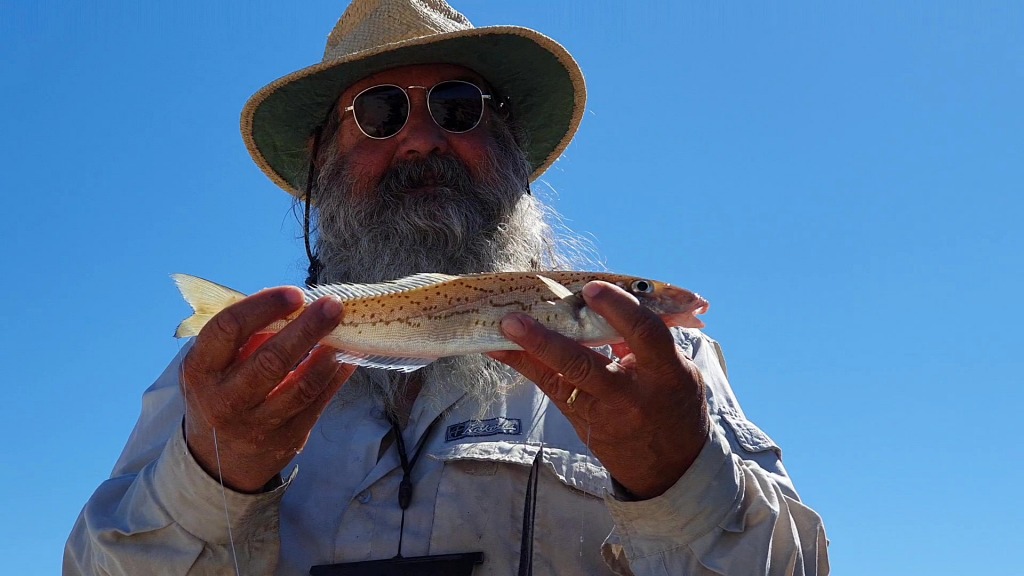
[576,307,620,347]
[536,274,574,299]
[172,274,247,338]
[537,274,586,313]
[333,351,437,373]
[304,272,459,301]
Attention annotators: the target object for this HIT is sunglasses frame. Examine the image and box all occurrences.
[343,80,493,140]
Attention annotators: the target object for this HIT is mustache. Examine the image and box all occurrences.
[377,155,473,195]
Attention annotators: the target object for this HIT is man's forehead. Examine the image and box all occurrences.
[339,63,488,101]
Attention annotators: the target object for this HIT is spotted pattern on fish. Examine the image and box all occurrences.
[173,271,709,372]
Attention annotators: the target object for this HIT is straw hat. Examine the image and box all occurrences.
[241,0,587,198]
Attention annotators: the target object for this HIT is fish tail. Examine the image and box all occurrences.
[171,274,247,338]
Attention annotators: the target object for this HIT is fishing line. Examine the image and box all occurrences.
[177,340,188,458]
[213,427,242,576]
[579,422,593,562]
[176,340,241,576]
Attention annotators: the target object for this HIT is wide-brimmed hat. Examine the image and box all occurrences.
[241,0,587,198]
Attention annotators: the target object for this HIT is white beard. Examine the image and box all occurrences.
[308,123,593,417]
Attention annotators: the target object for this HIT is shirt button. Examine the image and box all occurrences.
[358,490,372,504]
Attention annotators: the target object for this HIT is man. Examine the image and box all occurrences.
[66,1,829,574]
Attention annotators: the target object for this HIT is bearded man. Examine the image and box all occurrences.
[65,1,829,575]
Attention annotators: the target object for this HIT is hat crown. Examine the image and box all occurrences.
[324,0,473,62]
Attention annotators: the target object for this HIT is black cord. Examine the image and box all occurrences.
[387,414,439,559]
[517,447,543,576]
[304,126,324,287]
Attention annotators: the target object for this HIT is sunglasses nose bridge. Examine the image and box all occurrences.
[403,85,433,120]
[394,85,451,156]
[400,86,446,134]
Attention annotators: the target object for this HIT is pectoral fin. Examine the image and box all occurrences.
[536,274,588,318]
[536,274,574,299]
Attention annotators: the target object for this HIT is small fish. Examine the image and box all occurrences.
[172,271,709,372]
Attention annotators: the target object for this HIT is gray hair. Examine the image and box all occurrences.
[299,103,598,416]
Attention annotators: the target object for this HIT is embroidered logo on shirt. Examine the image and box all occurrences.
[445,417,522,442]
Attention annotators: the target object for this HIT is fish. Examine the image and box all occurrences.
[172,271,709,372]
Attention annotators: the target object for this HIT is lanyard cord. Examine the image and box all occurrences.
[517,447,543,576]
[383,413,541,572]
[387,414,439,559]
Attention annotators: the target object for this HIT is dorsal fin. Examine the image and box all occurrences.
[303,273,459,302]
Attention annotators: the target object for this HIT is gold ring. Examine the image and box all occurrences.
[566,387,581,406]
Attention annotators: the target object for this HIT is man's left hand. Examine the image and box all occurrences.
[489,281,710,500]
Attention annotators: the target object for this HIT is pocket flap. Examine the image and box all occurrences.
[720,410,782,457]
[431,441,610,498]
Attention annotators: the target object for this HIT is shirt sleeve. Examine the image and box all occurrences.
[63,351,287,575]
[599,331,830,575]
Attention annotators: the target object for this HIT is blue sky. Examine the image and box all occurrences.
[2,1,1021,573]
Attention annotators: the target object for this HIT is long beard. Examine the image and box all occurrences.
[309,129,564,416]
[314,135,547,284]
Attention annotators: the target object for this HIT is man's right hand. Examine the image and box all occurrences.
[180,286,354,493]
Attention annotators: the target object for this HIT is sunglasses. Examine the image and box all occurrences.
[344,80,493,140]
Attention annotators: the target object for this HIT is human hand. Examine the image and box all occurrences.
[180,287,355,493]
[488,281,709,500]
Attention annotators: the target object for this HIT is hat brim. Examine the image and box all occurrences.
[241,26,586,198]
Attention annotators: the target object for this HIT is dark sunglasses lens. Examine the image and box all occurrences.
[353,85,408,138]
[429,81,484,133]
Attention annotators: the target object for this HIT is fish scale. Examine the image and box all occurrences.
[172,271,709,372]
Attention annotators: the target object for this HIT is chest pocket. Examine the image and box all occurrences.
[433,441,609,494]
[426,442,618,575]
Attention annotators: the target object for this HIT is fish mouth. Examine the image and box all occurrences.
[662,294,709,329]
[666,310,706,329]
[693,296,710,316]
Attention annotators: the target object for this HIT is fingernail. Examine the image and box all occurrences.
[283,288,305,307]
[582,282,604,298]
[319,296,343,320]
[501,314,528,337]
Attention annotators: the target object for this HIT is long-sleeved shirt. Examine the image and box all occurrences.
[64,328,829,575]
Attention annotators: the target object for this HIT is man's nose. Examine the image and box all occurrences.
[395,89,449,159]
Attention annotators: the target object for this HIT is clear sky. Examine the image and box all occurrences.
[2,1,1021,574]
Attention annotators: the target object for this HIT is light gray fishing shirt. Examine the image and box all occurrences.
[64,329,829,575]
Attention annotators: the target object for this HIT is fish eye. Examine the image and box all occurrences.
[631,279,654,294]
